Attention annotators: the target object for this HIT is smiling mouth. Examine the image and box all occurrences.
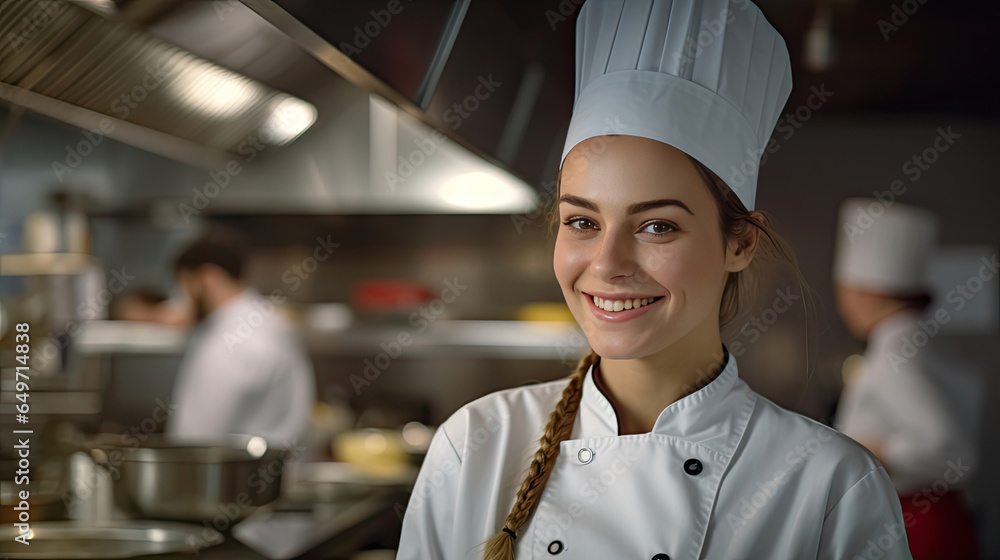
[587,294,664,313]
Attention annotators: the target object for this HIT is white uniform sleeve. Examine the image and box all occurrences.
[397,424,463,560]
[818,466,913,560]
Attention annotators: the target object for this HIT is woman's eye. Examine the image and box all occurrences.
[639,221,676,235]
[563,217,598,231]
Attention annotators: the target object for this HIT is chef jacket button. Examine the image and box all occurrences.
[651,554,670,560]
[683,458,703,476]
[577,447,594,464]
[547,540,564,554]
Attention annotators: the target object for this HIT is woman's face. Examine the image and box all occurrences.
[554,136,747,359]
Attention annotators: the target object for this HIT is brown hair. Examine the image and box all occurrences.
[482,154,810,559]
[174,228,247,280]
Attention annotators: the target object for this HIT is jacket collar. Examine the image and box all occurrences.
[576,348,754,460]
[200,288,259,326]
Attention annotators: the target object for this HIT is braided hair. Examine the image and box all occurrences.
[481,351,599,559]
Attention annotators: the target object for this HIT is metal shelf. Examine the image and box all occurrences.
[75,320,585,360]
[0,253,97,276]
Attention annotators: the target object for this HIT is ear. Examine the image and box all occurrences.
[198,263,229,289]
[724,211,763,273]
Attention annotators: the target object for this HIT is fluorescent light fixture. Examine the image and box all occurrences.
[438,171,536,211]
[261,95,318,146]
[69,0,117,16]
[169,62,261,119]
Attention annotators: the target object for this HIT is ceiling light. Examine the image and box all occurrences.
[169,62,261,119]
[260,95,318,146]
[438,171,536,212]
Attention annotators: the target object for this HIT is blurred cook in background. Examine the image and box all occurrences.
[166,230,316,447]
[833,198,983,560]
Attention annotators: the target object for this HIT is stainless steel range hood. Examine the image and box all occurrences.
[0,0,318,168]
[0,0,539,215]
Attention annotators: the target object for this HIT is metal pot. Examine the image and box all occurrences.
[100,434,286,522]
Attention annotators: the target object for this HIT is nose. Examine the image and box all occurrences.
[590,227,638,282]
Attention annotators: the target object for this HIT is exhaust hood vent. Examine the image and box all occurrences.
[0,0,316,166]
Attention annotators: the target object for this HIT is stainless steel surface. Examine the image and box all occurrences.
[281,461,417,504]
[0,520,223,558]
[233,493,399,560]
[99,434,285,522]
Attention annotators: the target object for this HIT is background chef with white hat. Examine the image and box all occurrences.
[834,198,984,560]
[399,1,912,559]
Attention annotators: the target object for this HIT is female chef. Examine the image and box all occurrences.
[399,1,912,558]
[834,199,983,559]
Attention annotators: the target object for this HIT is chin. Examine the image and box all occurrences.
[584,331,662,360]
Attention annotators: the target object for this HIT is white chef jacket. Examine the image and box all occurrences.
[836,310,983,495]
[168,289,315,447]
[399,354,911,559]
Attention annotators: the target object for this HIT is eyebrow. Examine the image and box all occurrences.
[558,195,694,216]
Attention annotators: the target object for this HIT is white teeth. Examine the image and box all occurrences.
[591,296,660,312]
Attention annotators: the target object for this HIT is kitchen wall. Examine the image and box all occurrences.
[3,101,999,558]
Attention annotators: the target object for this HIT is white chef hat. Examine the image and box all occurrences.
[560,0,793,210]
[833,198,940,295]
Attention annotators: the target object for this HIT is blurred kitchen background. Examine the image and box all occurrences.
[0,0,998,558]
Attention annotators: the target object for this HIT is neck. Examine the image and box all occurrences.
[864,301,914,339]
[596,320,727,435]
[206,283,245,314]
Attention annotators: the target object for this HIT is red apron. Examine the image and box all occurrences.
[898,490,979,560]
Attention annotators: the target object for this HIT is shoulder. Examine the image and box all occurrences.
[738,384,886,514]
[438,378,571,463]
